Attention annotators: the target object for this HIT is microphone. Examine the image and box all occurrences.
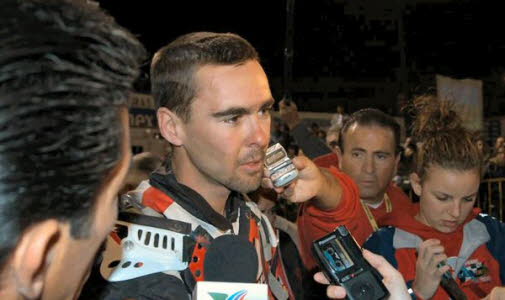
[438,262,467,300]
[440,272,467,300]
[204,234,258,282]
[193,235,268,299]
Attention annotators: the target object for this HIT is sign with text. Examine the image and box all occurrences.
[128,93,157,128]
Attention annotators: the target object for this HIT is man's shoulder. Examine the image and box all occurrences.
[363,226,400,268]
[386,184,412,206]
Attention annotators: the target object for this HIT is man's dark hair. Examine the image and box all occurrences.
[0,0,145,268]
[150,32,259,122]
[338,108,401,154]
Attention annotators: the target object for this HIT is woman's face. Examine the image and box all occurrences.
[412,165,480,233]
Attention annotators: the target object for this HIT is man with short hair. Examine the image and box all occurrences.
[89,32,340,300]
[296,108,413,271]
[0,0,145,298]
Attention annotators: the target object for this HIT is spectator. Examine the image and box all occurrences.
[486,146,505,178]
[0,0,144,298]
[295,108,413,271]
[365,95,505,299]
[494,136,505,156]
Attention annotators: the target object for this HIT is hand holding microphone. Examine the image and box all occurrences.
[413,239,467,300]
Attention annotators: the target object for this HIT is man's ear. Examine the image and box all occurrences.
[336,146,343,170]
[11,220,60,299]
[410,172,422,197]
[157,107,184,146]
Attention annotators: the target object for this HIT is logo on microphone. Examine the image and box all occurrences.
[209,290,248,300]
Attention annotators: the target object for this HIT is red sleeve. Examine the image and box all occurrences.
[313,153,339,169]
[388,184,414,211]
[297,167,373,270]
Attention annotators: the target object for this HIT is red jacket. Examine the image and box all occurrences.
[312,152,339,169]
[297,167,414,270]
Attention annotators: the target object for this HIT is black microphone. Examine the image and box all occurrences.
[203,234,258,283]
[438,262,467,300]
[193,235,268,300]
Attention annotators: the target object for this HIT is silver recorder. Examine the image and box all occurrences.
[264,143,298,187]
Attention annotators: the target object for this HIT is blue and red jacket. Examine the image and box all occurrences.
[364,206,505,300]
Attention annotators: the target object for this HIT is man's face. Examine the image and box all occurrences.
[42,108,132,299]
[178,60,273,194]
[414,165,479,233]
[338,124,399,203]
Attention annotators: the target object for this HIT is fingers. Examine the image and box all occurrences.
[363,250,405,284]
[363,249,396,275]
[418,239,447,274]
[326,286,347,299]
[483,287,505,300]
[419,239,444,263]
[313,273,347,299]
[313,272,329,284]
[292,155,308,170]
[280,180,297,201]
[418,239,441,256]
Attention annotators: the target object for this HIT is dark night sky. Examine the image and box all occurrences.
[98,0,286,77]
[98,0,505,114]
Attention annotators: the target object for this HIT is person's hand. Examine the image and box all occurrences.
[313,272,346,299]
[366,250,409,300]
[314,250,409,299]
[482,287,505,300]
[278,99,301,130]
[262,155,324,203]
[412,239,451,299]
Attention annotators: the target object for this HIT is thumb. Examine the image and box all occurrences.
[363,249,394,275]
[292,155,309,171]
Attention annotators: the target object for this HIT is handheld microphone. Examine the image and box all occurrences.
[438,262,467,300]
[203,234,258,282]
[193,235,268,299]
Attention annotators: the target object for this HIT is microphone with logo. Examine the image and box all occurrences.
[438,261,467,300]
[193,235,269,300]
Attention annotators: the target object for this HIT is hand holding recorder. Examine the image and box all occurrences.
[313,226,390,300]
[314,249,409,300]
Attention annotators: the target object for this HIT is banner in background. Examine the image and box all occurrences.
[128,93,157,128]
[436,74,483,131]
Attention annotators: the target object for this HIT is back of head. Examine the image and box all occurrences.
[0,0,145,269]
[150,32,259,122]
[408,95,481,180]
[339,108,401,154]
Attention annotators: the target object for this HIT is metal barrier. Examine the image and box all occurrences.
[478,177,505,222]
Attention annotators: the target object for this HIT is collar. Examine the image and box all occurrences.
[149,171,241,232]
